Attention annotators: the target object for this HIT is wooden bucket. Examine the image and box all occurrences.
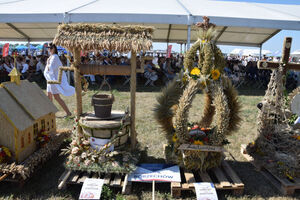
[92,93,114,118]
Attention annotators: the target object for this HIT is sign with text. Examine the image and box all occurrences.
[79,178,104,200]
[128,163,181,182]
[178,144,224,152]
[194,182,218,200]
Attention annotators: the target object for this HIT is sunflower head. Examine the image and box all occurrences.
[211,69,220,80]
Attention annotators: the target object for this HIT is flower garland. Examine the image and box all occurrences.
[0,146,12,163]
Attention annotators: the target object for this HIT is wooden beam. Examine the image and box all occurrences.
[257,61,300,70]
[130,51,137,150]
[281,37,292,64]
[73,49,83,136]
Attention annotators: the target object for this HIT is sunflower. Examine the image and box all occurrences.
[190,67,201,76]
[172,134,178,143]
[193,140,204,145]
[211,69,220,80]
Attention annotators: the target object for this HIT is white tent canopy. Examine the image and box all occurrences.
[0,0,300,47]
[291,50,300,56]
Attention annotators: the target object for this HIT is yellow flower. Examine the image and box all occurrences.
[190,67,201,76]
[172,134,178,143]
[194,140,204,145]
[297,135,300,140]
[211,69,220,80]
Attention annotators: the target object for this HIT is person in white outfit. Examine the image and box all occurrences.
[44,43,75,116]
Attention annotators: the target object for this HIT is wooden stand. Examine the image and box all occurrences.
[241,144,300,195]
[171,160,244,198]
[58,170,132,194]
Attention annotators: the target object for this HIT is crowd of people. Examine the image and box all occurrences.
[0,51,299,90]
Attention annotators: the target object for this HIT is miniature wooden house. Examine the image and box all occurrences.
[0,68,58,163]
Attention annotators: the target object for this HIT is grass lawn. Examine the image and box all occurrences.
[0,85,299,200]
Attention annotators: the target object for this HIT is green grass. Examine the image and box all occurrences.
[0,86,299,200]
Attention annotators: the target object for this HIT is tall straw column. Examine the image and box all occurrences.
[73,49,83,136]
[130,51,137,150]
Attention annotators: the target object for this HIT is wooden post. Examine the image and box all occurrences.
[130,51,137,150]
[73,49,83,136]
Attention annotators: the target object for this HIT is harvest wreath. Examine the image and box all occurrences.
[154,17,241,171]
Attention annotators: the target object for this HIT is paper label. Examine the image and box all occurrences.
[79,178,104,200]
[194,182,218,200]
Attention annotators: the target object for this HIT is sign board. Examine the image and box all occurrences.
[194,182,218,200]
[90,137,114,152]
[128,163,181,182]
[178,144,224,152]
[79,178,104,200]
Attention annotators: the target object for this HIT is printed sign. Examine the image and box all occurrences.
[128,163,181,182]
[178,144,224,152]
[89,137,114,152]
[194,182,218,200]
[79,178,104,200]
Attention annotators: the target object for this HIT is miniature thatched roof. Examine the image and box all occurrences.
[53,24,154,52]
[0,80,58,131]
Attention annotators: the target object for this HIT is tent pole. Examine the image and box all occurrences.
[187,25,191,50]
[180,43,182,54]
[184,43,186,53]
[130,51,137,150]
[27,39,31,56]
[259,44,262,60]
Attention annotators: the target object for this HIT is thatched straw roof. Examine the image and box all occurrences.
[53,24,154,52]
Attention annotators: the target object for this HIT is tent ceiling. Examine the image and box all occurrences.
[0,0,299,47]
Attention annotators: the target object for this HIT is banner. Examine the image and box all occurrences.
[2,43,9,57]
[128,163,181,182]
[167,45,172,58]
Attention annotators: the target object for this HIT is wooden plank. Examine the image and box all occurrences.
[211,167,231,188]
[221,161,244,187]
[199,172,212,182]
[130,51,137,150]
[122,174,131,194]
[70,172,80,183]
[104,174,111,185]
[171,181,181,188]
[111,174,122,186]
[184,171,195,188]
[77,173,89,183]
[58,170,71,189]
[178,144,224,152]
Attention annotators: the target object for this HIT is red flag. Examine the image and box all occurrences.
[166,45,172,58]
[2,43,9,57]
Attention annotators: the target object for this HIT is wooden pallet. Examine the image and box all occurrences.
[58,170,132,194]
[241,144,300,195]
[171,160,244,198]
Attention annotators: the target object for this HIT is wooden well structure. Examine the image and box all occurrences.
[51,24,154,149]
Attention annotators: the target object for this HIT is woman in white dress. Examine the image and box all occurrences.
[44,43,74,116]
